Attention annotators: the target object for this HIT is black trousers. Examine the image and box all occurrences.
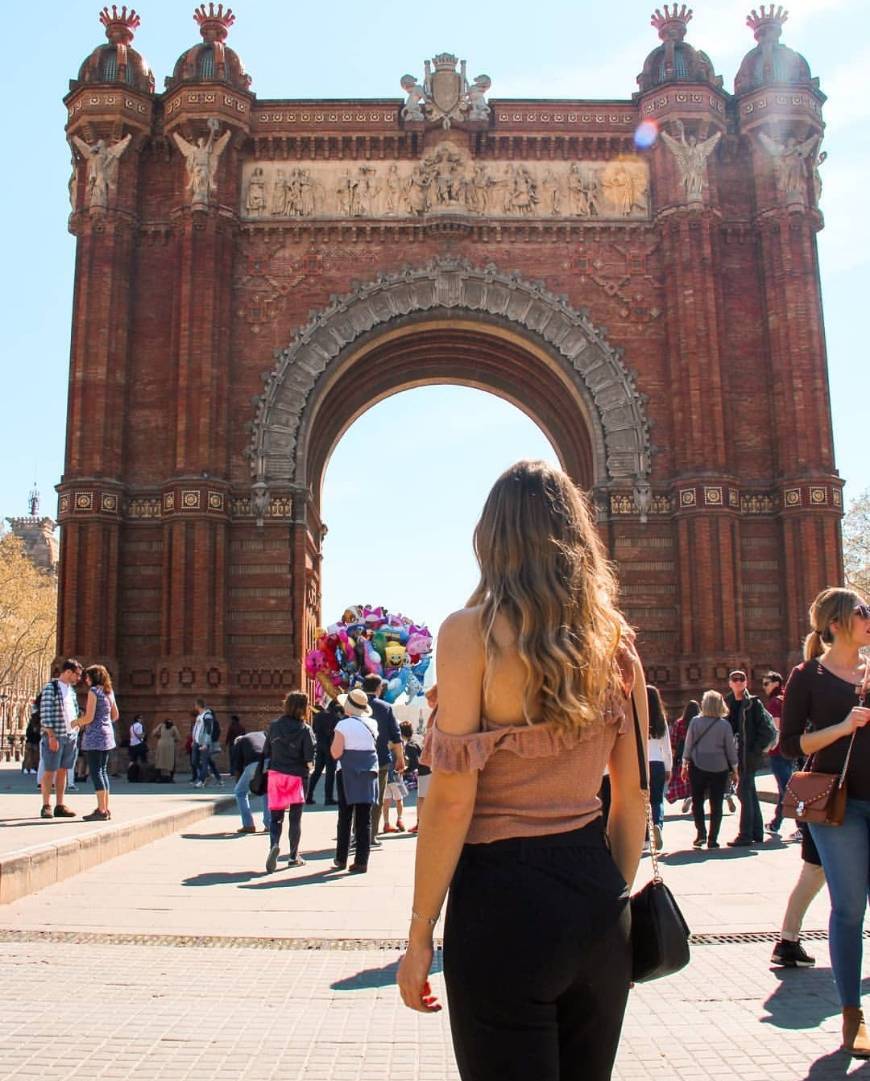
[688,763,729,843]
[443,819,631,1081]
[335,771,372,868]
[306,747,336,802]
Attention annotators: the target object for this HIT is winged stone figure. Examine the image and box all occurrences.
[661,122,721,202]
[173,118,231,205]
[759,131,819,199]
[70,133,132,210]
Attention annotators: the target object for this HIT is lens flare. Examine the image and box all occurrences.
[634,119,659,150]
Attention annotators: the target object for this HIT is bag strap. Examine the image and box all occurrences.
[631,692,663,885]
[688,719,720,763]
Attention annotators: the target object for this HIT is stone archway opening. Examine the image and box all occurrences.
[319,384,559,636]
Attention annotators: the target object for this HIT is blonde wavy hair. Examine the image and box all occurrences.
[467,460,631,731]
[804,587,866,660]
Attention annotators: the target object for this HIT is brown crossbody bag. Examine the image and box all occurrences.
[782,675,865,826]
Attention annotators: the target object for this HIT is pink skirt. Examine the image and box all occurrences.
[267,772,305,811]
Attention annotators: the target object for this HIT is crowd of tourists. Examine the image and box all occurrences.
[21,459,870,1075]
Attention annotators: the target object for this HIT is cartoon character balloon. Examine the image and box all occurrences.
[304,605,433,704]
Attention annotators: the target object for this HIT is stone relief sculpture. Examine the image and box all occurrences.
[70,133,132,210]
[173,117,231,206]
[239,146,650,222]
[759,131,819,201]
[660,120,722,203]
[246,165,266,215]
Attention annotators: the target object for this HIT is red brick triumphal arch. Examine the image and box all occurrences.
[59,4,843,724]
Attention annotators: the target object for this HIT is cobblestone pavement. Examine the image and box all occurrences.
[1,935,870,1080]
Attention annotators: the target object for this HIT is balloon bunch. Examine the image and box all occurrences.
[305,605,433,704]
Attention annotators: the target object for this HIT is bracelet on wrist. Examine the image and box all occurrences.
[410,908,439,928]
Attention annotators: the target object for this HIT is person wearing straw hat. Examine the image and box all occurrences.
[331,688,379,873]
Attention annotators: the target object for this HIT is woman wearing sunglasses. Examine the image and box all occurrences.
[781,588,870,1058]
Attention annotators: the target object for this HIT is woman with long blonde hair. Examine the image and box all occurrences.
[781,587,870,1057]
[397,460,647,1081]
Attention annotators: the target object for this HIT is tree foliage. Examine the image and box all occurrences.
[843,488,870,597]
[0,532,57,692]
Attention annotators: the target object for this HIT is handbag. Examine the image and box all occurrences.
[249,754,268,797]
[629,695,691,983]
[782,732,856,826]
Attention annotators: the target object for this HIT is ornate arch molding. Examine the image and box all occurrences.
[248,259,651,501]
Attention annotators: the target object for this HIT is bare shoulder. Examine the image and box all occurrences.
[435,607,484,735]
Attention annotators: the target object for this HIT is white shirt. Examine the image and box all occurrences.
[58,681,77,728]
[335,715,377,750]
[130,721,145,746]
[648,731,673,772]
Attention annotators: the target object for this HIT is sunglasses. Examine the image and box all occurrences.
[854,605,870,620]
[729,676,747,683]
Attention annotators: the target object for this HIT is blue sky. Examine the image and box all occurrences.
[1,0,866,636]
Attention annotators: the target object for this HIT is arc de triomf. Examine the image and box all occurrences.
[59,3,841,721]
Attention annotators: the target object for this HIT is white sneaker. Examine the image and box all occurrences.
[67,784,78,792]
[193,781,204,788]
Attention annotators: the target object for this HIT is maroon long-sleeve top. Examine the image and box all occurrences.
[781,659,870,800]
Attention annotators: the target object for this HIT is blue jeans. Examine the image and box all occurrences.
[768,755,794,829]
[196,746,221,784]
[649,761,666,830]
[87,750,111,792]
[234,761,270,830]
[809,799,870,1007]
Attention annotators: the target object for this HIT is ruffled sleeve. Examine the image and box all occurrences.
[422,712,615,774]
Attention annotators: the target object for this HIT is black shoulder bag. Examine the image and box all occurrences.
[629,693,691,983]
[249,752,268,797]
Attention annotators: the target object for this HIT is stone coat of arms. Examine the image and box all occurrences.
[401,53,491,128]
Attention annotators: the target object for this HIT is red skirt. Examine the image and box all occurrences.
[267,772,305,811]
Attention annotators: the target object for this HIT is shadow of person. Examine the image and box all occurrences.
[800,1048,870,1080]
[331,959,400,991]
[659,847,759,866]
[182,870,261,886]
[330,951,443,991]
[239,867,336,889]
[762,969,870,1031]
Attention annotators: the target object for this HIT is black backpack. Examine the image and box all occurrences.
[206,711,221,744]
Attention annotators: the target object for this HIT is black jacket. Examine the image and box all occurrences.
[230,731,266,777]
[725,692,772,771]
[263,715,315,778]
[312,704,341,748]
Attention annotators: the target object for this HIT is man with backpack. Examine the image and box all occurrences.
[192,697,223,787]
[38,659,83,818]
[725,670,777,847]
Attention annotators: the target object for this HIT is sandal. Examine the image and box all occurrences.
[395,820,406,832]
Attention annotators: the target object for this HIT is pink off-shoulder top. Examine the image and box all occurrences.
[422,647,637,845]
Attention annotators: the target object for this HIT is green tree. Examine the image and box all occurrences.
[843,488,870,597]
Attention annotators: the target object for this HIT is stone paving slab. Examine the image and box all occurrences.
[0,937,868,1080]
[0,763,232,903]
[0,787,837,938]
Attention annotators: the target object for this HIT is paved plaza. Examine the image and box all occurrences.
[1,762,869,1080]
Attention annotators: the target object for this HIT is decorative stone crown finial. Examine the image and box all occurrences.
[746,5,788,43]
[99,5,140,45]
[650,5,693,41]
[194,3,235,43]
[432,52,459,71]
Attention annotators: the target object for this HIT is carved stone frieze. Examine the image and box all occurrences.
[249,259,652,491]
[240,143,650,222]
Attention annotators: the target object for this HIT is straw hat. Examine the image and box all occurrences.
[337,687,373,717]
